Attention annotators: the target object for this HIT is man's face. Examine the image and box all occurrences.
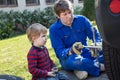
[57,10,73,26]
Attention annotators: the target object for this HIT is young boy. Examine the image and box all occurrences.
[26,23,69,80]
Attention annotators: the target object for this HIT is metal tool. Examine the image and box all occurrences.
[83,45,102,49]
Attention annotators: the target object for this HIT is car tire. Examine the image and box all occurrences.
[103,41,120,80]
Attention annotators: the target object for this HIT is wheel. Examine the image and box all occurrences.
[103,41,120,80]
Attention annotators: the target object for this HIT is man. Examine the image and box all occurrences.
[49,0,105,79]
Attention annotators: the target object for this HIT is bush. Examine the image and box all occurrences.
[0,7,57,40]
[0,11,14,39]
[0,6,82,40]
[74,6,83,15]
[39,7,57,28]
[81,0,95,20]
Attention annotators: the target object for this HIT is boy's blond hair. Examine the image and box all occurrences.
[54,0,73,16]
[26,23,47,42]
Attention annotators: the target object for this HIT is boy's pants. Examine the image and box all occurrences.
[37,71,69,80]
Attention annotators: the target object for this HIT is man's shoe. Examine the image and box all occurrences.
[74,70,88,80]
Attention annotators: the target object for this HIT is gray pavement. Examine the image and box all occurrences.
[61,70,109,80]
[87,72,109,80]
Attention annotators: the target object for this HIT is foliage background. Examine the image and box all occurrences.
[0,2,95,79]
[0,2,95,40]
[82,0,95,20]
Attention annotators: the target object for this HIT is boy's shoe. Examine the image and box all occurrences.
[74,70,88,80]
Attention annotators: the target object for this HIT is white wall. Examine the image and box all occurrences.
[0,0,83,12]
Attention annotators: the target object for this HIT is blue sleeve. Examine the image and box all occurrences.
[84,16,102,43]
[92,27,102,42]
[49,27,70,60]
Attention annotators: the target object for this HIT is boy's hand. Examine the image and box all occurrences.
[68,42,83,55]
[48,71,56,77]
[51,67,58,73]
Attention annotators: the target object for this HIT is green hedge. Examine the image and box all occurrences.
[0,7,57,40]
[81,0,95,20]
[0,1,96,40]
[0,6,83,40]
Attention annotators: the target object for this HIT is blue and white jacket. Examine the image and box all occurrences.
[49,15,101,61]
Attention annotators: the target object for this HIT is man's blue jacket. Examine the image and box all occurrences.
[49,15,101,60]
[49,15,102,76]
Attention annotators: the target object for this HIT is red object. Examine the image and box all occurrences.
[109,0,120,13]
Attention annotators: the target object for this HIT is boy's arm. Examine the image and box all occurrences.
[27,50,48,78]
[45,48,56,68]
[49,58,56,68]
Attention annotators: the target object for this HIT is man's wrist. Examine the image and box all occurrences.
[68,48,73,56]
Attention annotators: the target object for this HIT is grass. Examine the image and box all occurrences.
[0,21,97,80]
[0,34,60,80]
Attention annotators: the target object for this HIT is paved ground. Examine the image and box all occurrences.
[0,71,109,80]
[61,70,109,80]
[87,72,109,80]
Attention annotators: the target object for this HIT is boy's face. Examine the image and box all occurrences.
[33,33,47,47]
[57,10,73,26]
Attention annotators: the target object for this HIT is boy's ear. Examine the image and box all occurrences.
[31,36,36,42]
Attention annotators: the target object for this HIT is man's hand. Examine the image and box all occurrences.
[90,48,98,58]
[69,42,83,55]
[90,42,102,57]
